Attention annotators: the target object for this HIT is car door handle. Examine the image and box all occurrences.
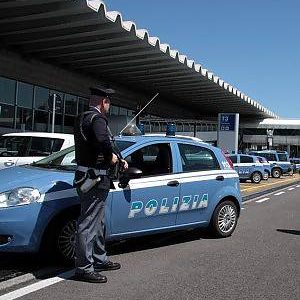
[167,180,179,187]
[216,176,224,181]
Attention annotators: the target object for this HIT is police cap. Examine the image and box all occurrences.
[90,87,115,98]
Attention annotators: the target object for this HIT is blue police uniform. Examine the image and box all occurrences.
[73,88,120,283]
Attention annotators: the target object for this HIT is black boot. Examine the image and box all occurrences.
[74,271,107,283]
[94,261,121,272]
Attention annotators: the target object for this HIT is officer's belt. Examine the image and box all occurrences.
[77,166,108,176]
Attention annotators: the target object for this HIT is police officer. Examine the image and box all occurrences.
[73,87,128,283]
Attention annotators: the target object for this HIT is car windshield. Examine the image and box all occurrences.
[30,140,135,170]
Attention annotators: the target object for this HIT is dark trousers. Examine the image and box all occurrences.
[75,187,109,273]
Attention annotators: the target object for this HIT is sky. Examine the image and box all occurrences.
[101,0,300,119]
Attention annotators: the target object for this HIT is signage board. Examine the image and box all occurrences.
[220,114,235,131]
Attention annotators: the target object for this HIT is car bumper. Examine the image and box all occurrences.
[0,203,55,253]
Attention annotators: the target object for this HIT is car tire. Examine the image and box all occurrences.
[251,172,262,184]
[271,168,281,178]
[210,200,238,238]
[43,214,77,264]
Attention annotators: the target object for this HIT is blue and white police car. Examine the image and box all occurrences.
[0,134,242,261]
[229,154,267,183]
[248,150,292,178]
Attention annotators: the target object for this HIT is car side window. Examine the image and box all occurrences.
[178,143,220,172]
[0,136,29,157]
[240,155,253,163]
[229,155,237,163]
[28,137,64,156]
[125,143,172,177]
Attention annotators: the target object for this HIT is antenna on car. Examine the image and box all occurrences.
[119,93,159,135]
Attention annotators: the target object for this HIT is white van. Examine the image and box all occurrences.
[0,132,74,169]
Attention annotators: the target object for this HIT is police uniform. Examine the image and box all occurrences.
[74,87,120,283]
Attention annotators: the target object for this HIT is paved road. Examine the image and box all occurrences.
[1,184,299,300]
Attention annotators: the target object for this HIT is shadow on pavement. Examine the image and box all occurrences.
[107,228,216,256]
[0,228,217,282]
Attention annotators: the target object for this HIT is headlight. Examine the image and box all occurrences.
[0,188,41,208]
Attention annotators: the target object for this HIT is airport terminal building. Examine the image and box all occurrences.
[0,0,299,155]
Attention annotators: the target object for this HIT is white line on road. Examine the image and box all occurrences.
[288,187,295,191]
[296,185,300,188]
[256,197,269,203]
[0,269,75,300]
[274,191,285,196]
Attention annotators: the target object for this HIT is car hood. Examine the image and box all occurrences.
[0,165,74,193]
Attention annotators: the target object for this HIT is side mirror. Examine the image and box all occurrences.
[118,167,142,188]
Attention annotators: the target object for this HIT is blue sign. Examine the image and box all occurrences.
[220,114,235,131]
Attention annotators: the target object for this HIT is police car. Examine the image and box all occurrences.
[0,134,241,261]
[229,154,267,183]
[248,150,292,178]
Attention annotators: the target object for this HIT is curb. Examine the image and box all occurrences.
[242,179,300,202]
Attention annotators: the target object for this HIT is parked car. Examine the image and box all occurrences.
[0,132,74,169]
[248,150,292,178]
[229,154,267,183]
[256,156,271,178]
[0,134,242,261]
[290,157,300,174]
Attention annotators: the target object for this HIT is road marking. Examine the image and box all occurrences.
[288,187,295,191]
[274,191,285,196]
[240,177,299,192]
[241,207,245,210]
[0,269,74,300]
[296,185,300,188]
[256,197,269,203]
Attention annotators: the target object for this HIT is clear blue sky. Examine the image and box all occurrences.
[102,0,299,119]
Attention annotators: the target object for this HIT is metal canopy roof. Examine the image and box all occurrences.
[0,0,278,119]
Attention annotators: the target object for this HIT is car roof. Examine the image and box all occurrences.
[115,134,211,148]
[3,132,74,139]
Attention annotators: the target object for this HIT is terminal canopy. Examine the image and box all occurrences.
[0,0,277,120]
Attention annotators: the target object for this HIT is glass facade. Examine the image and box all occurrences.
[0,76,134,134]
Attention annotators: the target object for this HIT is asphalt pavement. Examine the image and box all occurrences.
[0,183,299,300]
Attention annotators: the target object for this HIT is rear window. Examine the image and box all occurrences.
[277,153,288,162]
[229,155,237,163]
[178,143,220,172]
[240,155,254,163]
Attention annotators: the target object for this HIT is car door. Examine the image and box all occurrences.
[175,142,223,226]
[238,155,255,178]
[109,142,181,236]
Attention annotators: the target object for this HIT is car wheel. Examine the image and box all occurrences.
[42,214,77,264]
[210,200,238,238]
[272,168,281,178]
[251,172,262,183]
[56,218,77,263]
